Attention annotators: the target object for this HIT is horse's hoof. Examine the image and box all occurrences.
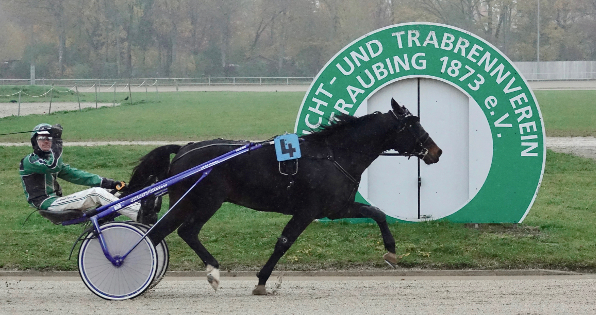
[252,285,267,295]
[206,264,220,291]
[383,252,398,268]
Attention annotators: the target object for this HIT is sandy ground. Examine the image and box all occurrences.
[2,273,596,314]
[0,102,119,117]
[545,136,596,160]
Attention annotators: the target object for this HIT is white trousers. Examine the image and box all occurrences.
[47,187,139,221]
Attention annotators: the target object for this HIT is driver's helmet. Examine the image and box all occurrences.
[31,123,52,140]
[30,123,53,154]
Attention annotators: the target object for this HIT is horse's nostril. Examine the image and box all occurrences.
[437,149,443,157]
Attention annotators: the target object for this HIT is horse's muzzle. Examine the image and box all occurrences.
[422,145,442,165]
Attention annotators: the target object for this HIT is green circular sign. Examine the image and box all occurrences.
[294,23,545,223]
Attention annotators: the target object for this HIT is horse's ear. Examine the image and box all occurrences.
[391,98,402,114]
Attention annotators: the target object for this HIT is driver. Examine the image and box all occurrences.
[19,123,141,224]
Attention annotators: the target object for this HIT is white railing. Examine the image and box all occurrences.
[0,77,315,88]
[514,61,596,80]
[2,67,596,87]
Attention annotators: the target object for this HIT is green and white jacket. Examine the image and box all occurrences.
[19,139,105,210]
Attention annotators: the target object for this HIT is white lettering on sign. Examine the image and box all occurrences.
[334,99,353,115]
[440,33,455,51]
[453,37,470,57]
[336,40,384,75]
[391,31,405,48]
[309,97,328,115]
[494,113,513,128]
[439,56,485,91]
[408,30,421,47]
[296,23,545,223]
[304,26,543,158]
[423,31,439,48]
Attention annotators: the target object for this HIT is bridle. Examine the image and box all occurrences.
[380,109,430,159]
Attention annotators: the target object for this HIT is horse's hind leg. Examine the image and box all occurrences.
[344,202,398,268]
[253,215,313,295]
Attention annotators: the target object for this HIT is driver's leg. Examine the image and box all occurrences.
[47,187,140,221]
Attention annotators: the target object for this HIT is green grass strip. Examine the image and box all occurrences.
[1,146,596,271]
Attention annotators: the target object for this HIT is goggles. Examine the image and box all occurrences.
[37,136,53,141]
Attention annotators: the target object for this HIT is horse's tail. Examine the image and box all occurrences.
[122,144,182,197]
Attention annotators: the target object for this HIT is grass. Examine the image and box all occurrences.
[0,91,303,142]
[1,146,596,271]
[0,88,594,142]
[534,90,596,137]
[0,87,595,271]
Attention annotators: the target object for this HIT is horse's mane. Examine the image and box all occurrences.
[303,112,382,143]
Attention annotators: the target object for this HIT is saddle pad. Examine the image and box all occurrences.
[274,134,301,161]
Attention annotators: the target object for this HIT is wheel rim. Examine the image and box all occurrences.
[127,222,169,286]
[78,222,157,300]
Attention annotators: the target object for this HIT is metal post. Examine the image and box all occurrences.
[17,90,21,116]
[113,82,116,107]
[128,81,132,105]
[76,85,81,111]
[95,82,98,109]
[49,85,54,114]
[175,79,179,92]
[537,0,540,80]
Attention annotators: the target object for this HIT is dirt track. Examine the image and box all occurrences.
[2,273,596,314]
[0,102,119,117]
[546,136,596,160]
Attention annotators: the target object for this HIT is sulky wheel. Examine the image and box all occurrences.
[127,222,170,289]
[78,222,157,300]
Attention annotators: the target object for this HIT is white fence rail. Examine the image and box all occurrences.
[1,63,596,88]
[1,62,596,89]
[0,77,314,88]
[514,61,596,80]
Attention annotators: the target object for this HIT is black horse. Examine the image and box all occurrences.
[124,98,442,295]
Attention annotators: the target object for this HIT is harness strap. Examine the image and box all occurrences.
[171,142,246,165]
[321,146,360,185]
[330,159,359,185]
[322,148,360,211]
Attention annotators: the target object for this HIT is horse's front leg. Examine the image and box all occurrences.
[253,215,313,295]
[344,202,398,268]
[177,218,222,290]
[175,195,224,291]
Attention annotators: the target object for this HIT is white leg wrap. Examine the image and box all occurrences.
[206,264,220,291]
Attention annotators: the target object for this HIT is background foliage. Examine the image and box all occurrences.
[1,0,596,79]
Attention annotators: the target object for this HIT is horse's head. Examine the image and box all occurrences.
[389,98,442,164]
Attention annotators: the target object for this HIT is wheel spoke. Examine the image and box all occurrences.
[78,222,157,300]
